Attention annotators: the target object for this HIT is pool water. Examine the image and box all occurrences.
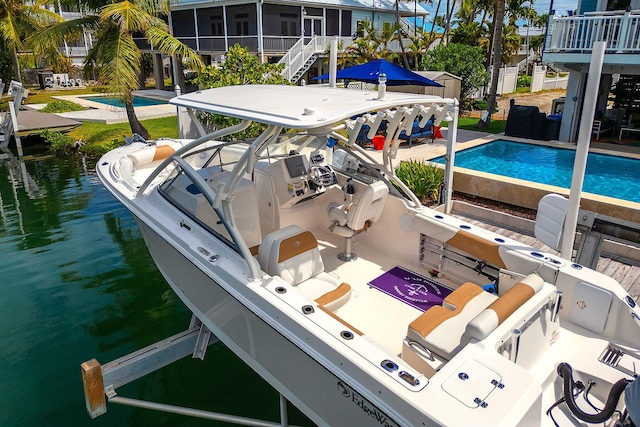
[431,139,640,203]
[85,95,166,107]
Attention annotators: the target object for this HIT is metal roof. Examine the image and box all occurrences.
[173,0,428,14]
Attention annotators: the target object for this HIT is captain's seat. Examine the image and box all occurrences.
[258,225,351,311]
[327,180,389,261]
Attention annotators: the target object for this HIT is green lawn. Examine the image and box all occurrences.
[65,115,503,157]
[12,85,504,157]
[67,116,179,156]
[446,117,507,134]
[1,86,108,112]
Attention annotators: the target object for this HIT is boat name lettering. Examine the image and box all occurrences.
[337,381,399,427]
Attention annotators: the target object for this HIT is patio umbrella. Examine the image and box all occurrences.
[313,59,442,87]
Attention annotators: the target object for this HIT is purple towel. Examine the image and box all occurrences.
[368,266,452,311]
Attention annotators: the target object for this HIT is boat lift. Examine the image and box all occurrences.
[81,315,296,426]
[0,81,28,157]
[536,194,640,270]
[574,209,640,269]
[0,80,81,158]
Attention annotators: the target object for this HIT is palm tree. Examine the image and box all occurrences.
[33,0,203,139]
[478,0,505,129]
[0,0,62,81]
[345,20,399,65]
[406,29,440,69]
[506,0,533,27]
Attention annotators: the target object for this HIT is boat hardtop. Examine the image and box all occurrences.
[96,84,640,427]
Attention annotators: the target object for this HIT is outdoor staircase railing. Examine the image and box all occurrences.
[279,36,352,82]
[516,51,539,73]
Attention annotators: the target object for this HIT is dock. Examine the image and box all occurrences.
[1,81,81,156]
[9,110,81,137]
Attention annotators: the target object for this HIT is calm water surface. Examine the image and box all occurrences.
[0,148,312,426]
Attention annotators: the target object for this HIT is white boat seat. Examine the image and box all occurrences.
[406,282,498,360]
[114,143,179,189]
[327,180,388,261]
[406,273,545,360]
[465,273,544,341]
[258,225,351,310]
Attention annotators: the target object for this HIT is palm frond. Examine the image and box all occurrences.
[101,1,156,34]
[28,15,99,53]
[0,12,23,49]
[145,26,204,70]
[136,0,171,16]
[96,29,141,96]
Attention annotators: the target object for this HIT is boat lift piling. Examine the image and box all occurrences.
[81,316,295,425]
[0,81,27,157]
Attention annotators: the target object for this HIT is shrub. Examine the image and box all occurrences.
[40,99,85,113]
[395,160,444,202]
[471,99,498,112]
[41,129,74,154]
[517,75,531,88]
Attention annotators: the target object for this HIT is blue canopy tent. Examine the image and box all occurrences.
[313,59,442,87]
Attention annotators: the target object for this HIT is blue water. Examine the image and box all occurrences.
[431,139,640,203]
[85,95,165,107]
[0,150,312,426]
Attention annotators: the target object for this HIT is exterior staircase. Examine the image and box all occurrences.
[516,51,540,73]
[279,36,351,83]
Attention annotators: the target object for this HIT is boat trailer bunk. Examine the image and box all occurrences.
[81,316,294,426]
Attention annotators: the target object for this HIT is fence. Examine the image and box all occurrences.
[531,65,569,92]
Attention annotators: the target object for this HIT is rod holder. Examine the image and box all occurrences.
[551,290,563,323]
[509,328,522,363]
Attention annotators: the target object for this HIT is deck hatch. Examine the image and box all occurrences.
[441,360,502,408]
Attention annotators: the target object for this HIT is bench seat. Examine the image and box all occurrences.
[406,282,497,360]
[405,274,545,361]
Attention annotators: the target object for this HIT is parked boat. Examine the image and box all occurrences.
[96,85,639,426]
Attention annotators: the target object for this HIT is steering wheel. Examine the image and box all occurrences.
[310,165,336,187]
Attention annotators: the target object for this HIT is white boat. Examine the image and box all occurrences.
[97,85,640,426]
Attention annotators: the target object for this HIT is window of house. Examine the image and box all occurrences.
[172,10,196,37]
[341,10,352,36]
[226,5,257,36]
[280,12,298,36]
[326,9,339,36]
[197,7,224,36]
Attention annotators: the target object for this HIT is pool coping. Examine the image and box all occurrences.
[425,134,640,223]
[50,91,176,124]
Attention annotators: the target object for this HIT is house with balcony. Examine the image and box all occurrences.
[543,0,640,142]
[48,5,93,68]
[162,0,429,86]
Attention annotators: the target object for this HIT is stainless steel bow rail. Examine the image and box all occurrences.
[81,316,295,426]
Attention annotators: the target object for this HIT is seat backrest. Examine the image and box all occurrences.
[407,282,497,359]
[465,273,544,341]
[258,225,325,285]
[346,181,389,231]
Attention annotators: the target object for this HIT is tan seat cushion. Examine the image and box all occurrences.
[466,273,544,340]
[407,282,497,359]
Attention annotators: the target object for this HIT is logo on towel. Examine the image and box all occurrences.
[369,266,453,311]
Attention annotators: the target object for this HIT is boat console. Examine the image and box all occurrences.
[255,150,337,212]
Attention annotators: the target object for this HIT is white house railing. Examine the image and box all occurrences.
[547,10,640,53]
[278,36,352,81]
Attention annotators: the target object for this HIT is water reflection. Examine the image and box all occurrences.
[0,149,313,427]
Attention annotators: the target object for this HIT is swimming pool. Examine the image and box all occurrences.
[431,139,640,203]
[84,95,166,107]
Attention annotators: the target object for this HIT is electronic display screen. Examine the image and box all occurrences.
[284,155,310,178]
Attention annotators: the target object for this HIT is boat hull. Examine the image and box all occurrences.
[136,219,411,427]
